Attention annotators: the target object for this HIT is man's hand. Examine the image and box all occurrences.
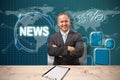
[52,44,57,48]
[67,46,75,52]
[52,44,62,58]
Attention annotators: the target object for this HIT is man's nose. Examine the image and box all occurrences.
[63,22,66,25]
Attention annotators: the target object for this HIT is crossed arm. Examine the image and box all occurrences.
[48,35,84,58]
[52,44,75,52]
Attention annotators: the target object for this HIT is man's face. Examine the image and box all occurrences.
[57,14,71,33]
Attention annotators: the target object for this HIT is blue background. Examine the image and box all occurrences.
[0,0,120,65]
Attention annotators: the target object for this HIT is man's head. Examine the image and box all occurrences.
[57,13,71,33]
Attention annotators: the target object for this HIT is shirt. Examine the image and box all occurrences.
[60,30,70,43]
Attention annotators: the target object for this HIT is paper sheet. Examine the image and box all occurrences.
[42,66,70,80]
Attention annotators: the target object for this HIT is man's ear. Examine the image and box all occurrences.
[56,24,59,27]
[57,23,60,27]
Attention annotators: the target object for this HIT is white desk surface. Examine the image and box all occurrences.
[0,66,120,80]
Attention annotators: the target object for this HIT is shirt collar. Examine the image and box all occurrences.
[60,29,70,35]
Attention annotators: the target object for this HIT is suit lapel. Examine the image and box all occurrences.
[57,31,74,45]
[65,31,73,45]
[57,32,64,44]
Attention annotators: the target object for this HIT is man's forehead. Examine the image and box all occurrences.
[58,15,70,21]
[58,14,69,18]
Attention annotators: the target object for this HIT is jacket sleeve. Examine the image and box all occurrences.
[47,36,68,56]
[68,34,84,58]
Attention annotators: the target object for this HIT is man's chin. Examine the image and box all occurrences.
[63,30,68,32]
[63,28,68,30]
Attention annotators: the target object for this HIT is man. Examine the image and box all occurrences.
[48,13,84,65]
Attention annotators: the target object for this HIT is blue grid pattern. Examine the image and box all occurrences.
[94,48,109,65]
[105,39,115,49]
[90,32,102,46]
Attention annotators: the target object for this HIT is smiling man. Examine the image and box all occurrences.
[48,13,84,65]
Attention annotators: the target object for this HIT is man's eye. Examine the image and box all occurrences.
[65,20,68,22]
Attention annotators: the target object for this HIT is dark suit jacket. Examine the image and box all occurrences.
[48,30,84,65]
